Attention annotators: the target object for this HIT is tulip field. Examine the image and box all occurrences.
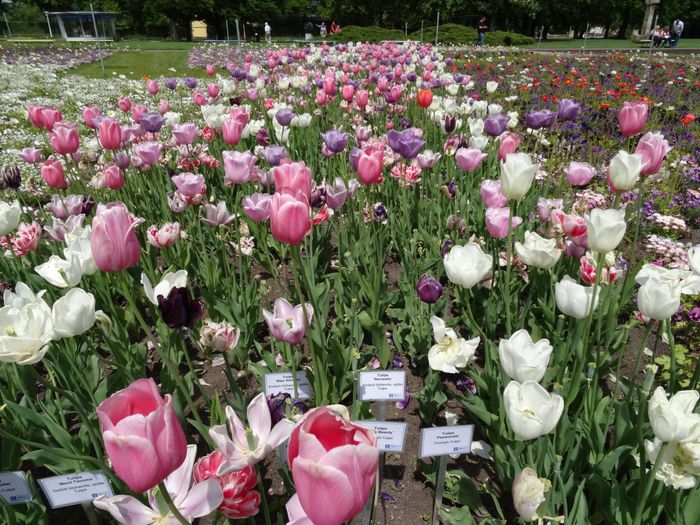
[1,41,700,524]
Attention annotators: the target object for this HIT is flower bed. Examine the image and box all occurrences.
[0,42,699,524]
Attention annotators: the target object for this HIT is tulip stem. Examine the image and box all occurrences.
[666,320,677,394]
[503,205,514,334]
[256,466,272,525]
[118,274,210,444]
[612,322,653,401]
[632,443,667,525]
[157,481,190,525]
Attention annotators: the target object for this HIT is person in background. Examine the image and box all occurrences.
[330,21,340,34]
[319,22,327,37]
[670,18,684,47]
[264,22,271,44]
[652,25,669,47]
[476,17,488,46]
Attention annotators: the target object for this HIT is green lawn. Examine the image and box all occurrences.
[68,49,203,79]
[522,38,700,49]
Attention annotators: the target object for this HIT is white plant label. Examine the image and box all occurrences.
[0,472,32,505]
[419,425,474,458]
[358,370,406,401]
[356,421,407,453]
[264,371,312,399]
[38,471,113,509]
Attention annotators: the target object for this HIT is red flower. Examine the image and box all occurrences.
[681,113,696,126]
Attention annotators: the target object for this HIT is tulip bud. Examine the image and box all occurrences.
[416,274,443,304]
[512,468,551,522]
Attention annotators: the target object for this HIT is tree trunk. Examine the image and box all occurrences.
[168,18,178,41]
[617,5,632,39]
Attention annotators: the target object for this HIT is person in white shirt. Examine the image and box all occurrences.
[670,19,684,47]
[264,22,271,44]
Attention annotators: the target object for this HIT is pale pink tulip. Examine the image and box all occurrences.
[90,202,141,272]
[455,147,487,172]
[269,190,311,245]
[223,151,257,186]
[564,161,596,186]
[636,131,671,176]
[262,298,313,345]
[480,179,508,208]
[618,101,648,137]
[272,161,312,198]
[485,207,522,239]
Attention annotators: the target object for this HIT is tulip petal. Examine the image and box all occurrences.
[286,493,314,525]
[267,418,295,450]
[93,495,158,525]
[162,444,196,507]
[292,458,356,525]
[319,443,378,509]
[177,478,224,519]
[102,431,161,492]
[248,393,272,443]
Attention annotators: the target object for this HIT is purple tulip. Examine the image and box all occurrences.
[115,151,131,170]
[483,114,510,137]
[324,178,348,209]
[557,99,581,121]
[348,147,361,171]
[262,145,287,166]
[184,77,198,89]
[19,147,42,164]
[525,109,557,130]
[416,274,443,304]
[164,77,178,90]
[203,201,236,227]
[46,194,86,219]
[387,129,425,159]
[275,109,295,127]
[242,193,272,222]
[140,113,164,133]
[320,130,349,154]
[444,115,457,134]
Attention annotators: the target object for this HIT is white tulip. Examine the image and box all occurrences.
[291,113,312,128]
[637,276,681,320]
[608,150,642,191]
[500,153,539,201]
[514,231,562,269]
[428,316,479,374]
[3,282,49,311]
[141,270,188,305]
[499,329,553,383]
[443,243,493,289]
[486,81,499,93]
[469,135,489,151]
[555,275,599,319]
[688,245,700,275]
[52,288,97,339]
[585,208,627,254]
[200,104,227,129]
[35,254,84,288]
[512,467,551,521]
[0,200,21,236]
[503,381,563,440]
[0,302,53,365]
[636,263,700,295]
[645,438,700,489]
[468,118,484,137]
[488,103,503,115]
[648,387,700,443]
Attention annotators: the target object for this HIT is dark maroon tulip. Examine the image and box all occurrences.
[2,165,21,189]
[157,287,205,328]
[416,274,443,304]
[444,115,457,134]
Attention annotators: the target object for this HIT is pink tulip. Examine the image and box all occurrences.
[635,131,671,176]
[341,84,355,102]
[207,83,220,98]
[272,161,312,198]
[222,118,246,146]
[286,493,313,525]
[172,123,198,145]
[98,118,122,150]
[485,207,522,238]
[117,96,132,113]
[377,76,389,92]
[193,451,260,519]
[134,141,162,165]
[146,79,159,95]
[193,92,207,106]
[355,90,369,109]
[82,106,102,128]
[480,179,508,208]
[242,193,272,222]
[209,393,295,473]
[287,407,378,525]
[158,99,170,114]
[40,108,62,131]
[269,189,311,245]
[322,77,336,96]
[131,104,148,123]
[27,105,44,128]
[223,151,257,186]
[19,147,42,164]
[96,378,186,492]
[147,222,181,248]
[103,165,125,190]
[564,161,596,186]
[262,298,314,345]
[49,123,79,155]
[455,147,487,172]
[536,197,563,222]
[206,64,216,76]
[246,88,259,101]
[618,101,648,137]
[551,210,587,238]
[498,132,521,161]
[90,202,141,272]
[357,149,384,185]
[316,90,328,105]
[172,172,206,198]
[40,159,68,189]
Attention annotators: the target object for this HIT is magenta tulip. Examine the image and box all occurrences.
[98,118,122,150]
[269,190,310,245]
[635,131,671,176]
[564,161,596,186]
[355,90,369,109]
[357,149,384,185]
[341,84,355,102]
[103,165,125,190]
[455,147,487,172]
[618,101,648,137]
[40,159,68,189]
[82,106,102,128]
[223,151,257,186]
[96,378,187,493]
[90,202,141,272]
[50,123,80,155]
[272,161,312,198]
[146,79,159,95]
[287,407,378,525]
[485,207,522,239]
[27,105,44,128]
[40,108,62,130]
